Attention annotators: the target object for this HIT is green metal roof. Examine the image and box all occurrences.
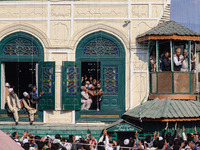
[124,98,200,119]
[106,119,142,132]
[137,21,200,38]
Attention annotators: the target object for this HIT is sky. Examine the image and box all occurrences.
[170,0,200,33]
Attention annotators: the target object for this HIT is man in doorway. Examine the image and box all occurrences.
[22,92,37,125]
[173,48,184,71]
[6,88,21,125]
[29,85,44,109]
[81,86,92,110]
[181,49,189,71]
[162,51,171,71]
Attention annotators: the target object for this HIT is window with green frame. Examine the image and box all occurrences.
[149,40,196,94]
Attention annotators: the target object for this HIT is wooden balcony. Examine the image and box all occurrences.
[149,72,197,100]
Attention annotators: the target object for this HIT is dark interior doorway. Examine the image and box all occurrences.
[5,62,36,99]
[81,62,100,82]
[117,132,135,141]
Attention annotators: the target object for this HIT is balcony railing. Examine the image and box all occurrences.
[150,72,195,94]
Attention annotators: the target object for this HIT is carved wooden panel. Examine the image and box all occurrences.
[174,73,190,93]
[158,73,172,93]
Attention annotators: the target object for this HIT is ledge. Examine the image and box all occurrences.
[149,94,197,100]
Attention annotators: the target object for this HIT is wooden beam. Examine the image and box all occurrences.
[137,35,200,43]
[0,114,38,117]
[81,115,119,118]
[125,116,200,122]
[149,94,197,100]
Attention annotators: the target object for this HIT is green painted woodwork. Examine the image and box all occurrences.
[150,71,195,94]
[0,32,44,110]
[0,125,104,140]
[188,41,191,71]
[137,21,200,39]
[124,97,200,119]
[107,123,141,132]
[76,31,125,59]
[75,31,125,122]
[38,62,55,110]
[149,40,195,94]
[148,41,152,95]
[62,61,81,110]
[101,61,124,111]
[0,32,44,62]
[170,40,174,71]
[0,110,43,122]
[0,61,1,109]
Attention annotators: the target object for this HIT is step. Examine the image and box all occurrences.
[0,124,105,139]
[0,110,43,122]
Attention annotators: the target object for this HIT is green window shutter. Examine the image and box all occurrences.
[0,61,1,109]
[101,61,124,111]
[62,61,81,110]
[38,62,55,110]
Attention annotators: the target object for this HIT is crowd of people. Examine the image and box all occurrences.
[4,83,44,125]
[81,76,103,111]
[6,123,200,150]
[150,48,195,72]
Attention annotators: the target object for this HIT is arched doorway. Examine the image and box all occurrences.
[0,32,55,110]
[62,31,125,121]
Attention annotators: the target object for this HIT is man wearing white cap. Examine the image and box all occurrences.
[22,92,37,125]
[81,86,92,110]
[6,88,21,125]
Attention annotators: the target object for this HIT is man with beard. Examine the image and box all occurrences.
[173,48,184,71]
[6,88,21,125]
[22,92,37,125]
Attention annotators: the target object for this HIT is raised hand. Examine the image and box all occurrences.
[165,122,168,130]
[135,131,138,139]
[153,131,157,139]
[195,126,197,133]
[157,132,160,138]
[175,122,177,130]
[182,126,185,133]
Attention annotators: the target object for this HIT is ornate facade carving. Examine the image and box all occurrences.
[51,5,71,18]
[50,21,69,45]
[152,4,163,18]
[0,5,47,18]
[74,5,128,17]
[132,5,149,18]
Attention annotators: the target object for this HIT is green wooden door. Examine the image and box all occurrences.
[38,62,55,110]
[101,61,124,111]
[62,61,81,110]
[0,61,1,109]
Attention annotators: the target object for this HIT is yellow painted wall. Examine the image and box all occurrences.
[0,0,171,123]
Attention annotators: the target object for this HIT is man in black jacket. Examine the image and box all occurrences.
[162,51,171,71]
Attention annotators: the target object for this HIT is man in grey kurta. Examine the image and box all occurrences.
[6,88,21,125]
